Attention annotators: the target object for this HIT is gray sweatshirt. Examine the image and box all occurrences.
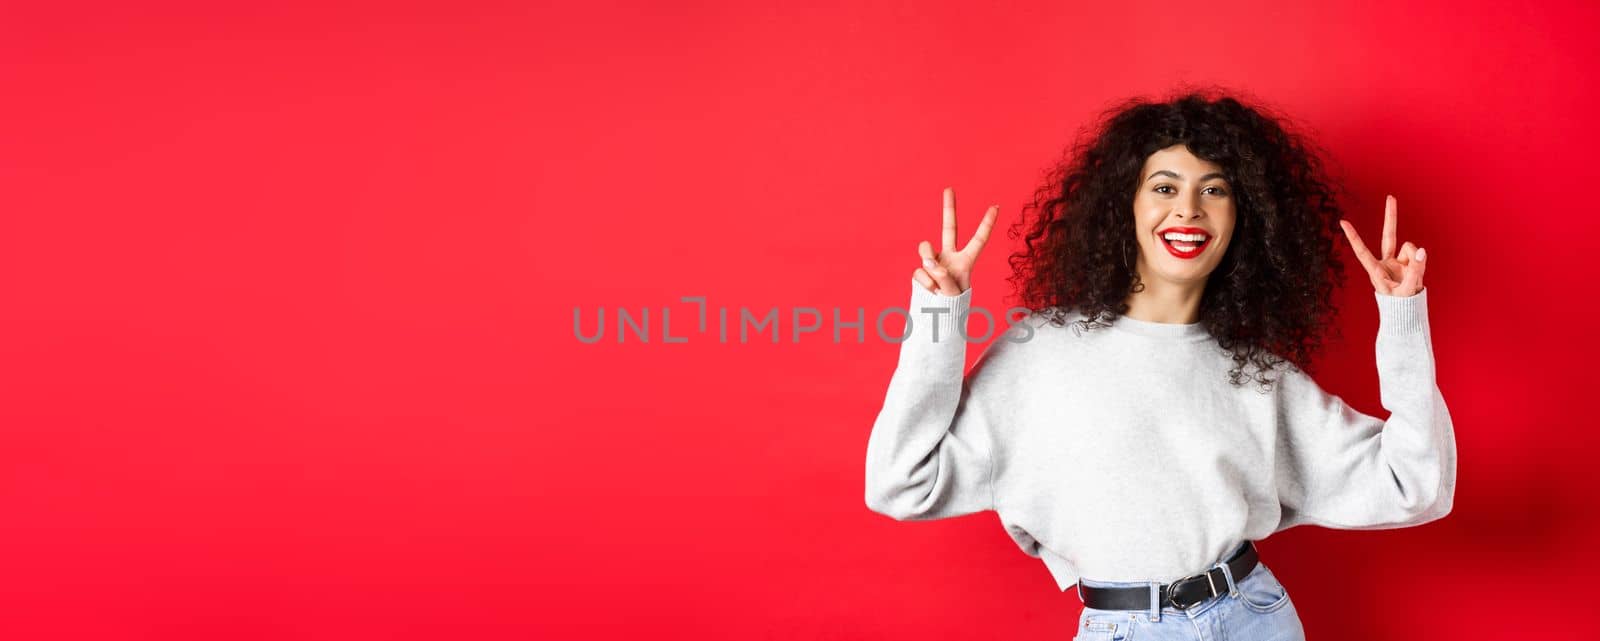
[864,279,1457,592]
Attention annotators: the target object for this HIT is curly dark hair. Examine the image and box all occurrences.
[1004,87,1349,390]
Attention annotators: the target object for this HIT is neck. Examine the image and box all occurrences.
[1125,261,1206,324]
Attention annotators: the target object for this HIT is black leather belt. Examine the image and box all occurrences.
[1076,540,1259,611]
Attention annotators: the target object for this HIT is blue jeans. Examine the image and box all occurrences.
[1073,546,1305,640]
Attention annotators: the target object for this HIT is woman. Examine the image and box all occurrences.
[863,91,1456,640]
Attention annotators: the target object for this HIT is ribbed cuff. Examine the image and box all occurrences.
[1374,286,1428,335]
[907,278,972,344]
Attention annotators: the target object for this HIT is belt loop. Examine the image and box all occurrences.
[1217,559,1240,597]
[1148,581,1161,621]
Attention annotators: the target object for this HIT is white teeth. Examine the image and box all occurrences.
[1162,232,1208,242]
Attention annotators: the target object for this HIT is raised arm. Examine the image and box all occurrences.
[862,281,1008,520]
[1275,195,1456,531]
[864,187,1010,521]
[1273,288,1456,531]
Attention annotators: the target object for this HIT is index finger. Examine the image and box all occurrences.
[963,205,998,256]
[1339,219,1383,273]
[942,187,958,253]
[1382,195,1398,260]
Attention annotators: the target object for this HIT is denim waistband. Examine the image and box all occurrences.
[1075,540,1257,621]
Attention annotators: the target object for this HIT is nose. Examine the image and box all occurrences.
[1173,196,1206,220]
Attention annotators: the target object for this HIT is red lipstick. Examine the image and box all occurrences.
[1156,226,1211,260]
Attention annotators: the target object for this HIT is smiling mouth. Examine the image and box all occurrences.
[1159,230,1211,258]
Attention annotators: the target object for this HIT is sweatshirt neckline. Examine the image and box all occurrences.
[1107,313,1210,341]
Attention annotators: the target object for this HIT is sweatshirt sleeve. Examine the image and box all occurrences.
[1272,287,1457,533]
[863,279,1011,521]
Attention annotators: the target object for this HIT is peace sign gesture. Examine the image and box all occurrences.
[1338,195,1427,297]
[913,187,999,296]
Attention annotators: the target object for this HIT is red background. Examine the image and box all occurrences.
[2,1,1596,639]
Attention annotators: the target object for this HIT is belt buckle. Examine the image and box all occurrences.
[1164,569,1220,611]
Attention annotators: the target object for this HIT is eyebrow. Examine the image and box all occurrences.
[1145,170,1229,184]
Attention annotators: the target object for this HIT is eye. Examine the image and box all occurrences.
[1154,185,1174,194]
[1205,186,1229,196]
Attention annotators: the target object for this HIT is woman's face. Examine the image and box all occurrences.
[1131,144,1236,287]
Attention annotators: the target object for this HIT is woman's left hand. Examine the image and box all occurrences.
[1339,195,1426,297]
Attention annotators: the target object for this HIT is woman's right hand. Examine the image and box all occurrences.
[913,187,998,296]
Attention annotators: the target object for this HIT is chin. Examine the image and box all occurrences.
[1151,263,1219,284]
